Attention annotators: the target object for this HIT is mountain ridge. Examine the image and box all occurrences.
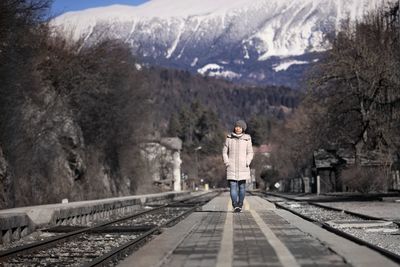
[52,0,394,88]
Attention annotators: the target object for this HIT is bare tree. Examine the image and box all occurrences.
[310,3,400,165]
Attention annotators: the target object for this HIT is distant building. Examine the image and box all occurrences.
[285,147,400,194]
[311,148,398,193]
[312,148,347,193]
[141,137,183,192]
[253,144,274,158]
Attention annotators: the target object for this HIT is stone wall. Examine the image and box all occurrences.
[0,147,12,209]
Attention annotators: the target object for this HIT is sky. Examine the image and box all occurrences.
[51,0,149,15]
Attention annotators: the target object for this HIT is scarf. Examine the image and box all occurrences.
[231,132,243,138]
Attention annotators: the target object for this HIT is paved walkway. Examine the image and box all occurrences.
[117,193,399,267]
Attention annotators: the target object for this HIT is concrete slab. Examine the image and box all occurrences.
[245,195,276,211]
[326,220,393,228]
[118,192,229,267]
[231,212,281,266]
[117,194,398,267]
[202,194,232,212]
[117,212,207,267]
[0,192,191,245]
[0,191,189,226]
[256,209,350,267]
[275,208,399,267]
[250,209,299,267]
[316,202,400,221]
[215,199,232,267]
[162,212,227,266]
[365,228,398,233]
[0,213,33,244]
[0,213,31,230]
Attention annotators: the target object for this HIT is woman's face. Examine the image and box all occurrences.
[234,126,243,134]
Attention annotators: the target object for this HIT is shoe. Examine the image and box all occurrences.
[234,207,241,213]
[238,207,242,212]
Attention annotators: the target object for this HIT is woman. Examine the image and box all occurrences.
[222,120,253,212]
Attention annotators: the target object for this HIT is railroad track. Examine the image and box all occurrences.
[252,191,400,265]
[0,191,220,266]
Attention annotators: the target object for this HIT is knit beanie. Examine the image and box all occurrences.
[234,120,247,131]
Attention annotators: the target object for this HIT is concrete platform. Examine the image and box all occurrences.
[0,191,189,245]
[118,193,399,267]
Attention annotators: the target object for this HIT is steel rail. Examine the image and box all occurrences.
[0,191,217,262]
[262,191,399,225]
[264,191,384,202]
[320,222,400,265]
[84,191,221,266]
[83,204,201,267]
[257,192,400,265]
[310,202,389,221]
[0,205,167,261]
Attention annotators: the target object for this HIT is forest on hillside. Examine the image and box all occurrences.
[148,68,298,127]
[0,0,299,208]
[4,0,398,209]
[266,2,400,193]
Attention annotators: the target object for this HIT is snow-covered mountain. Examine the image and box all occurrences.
[52,0,393,88]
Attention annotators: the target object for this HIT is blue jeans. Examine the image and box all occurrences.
[229,180,246,208]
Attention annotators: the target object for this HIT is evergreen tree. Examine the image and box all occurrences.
[197,110,225,154]
[178,105,195,145]
[247,115,274,146]
[168,101,225,154]
[167,113,181,137]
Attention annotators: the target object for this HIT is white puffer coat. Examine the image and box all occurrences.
[222,133,254,181]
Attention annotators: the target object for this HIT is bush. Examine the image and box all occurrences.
[341,166,388,193]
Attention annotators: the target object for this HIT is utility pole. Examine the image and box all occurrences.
[194,146,202,190]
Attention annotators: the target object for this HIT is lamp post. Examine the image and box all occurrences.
[194,146,202,190]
